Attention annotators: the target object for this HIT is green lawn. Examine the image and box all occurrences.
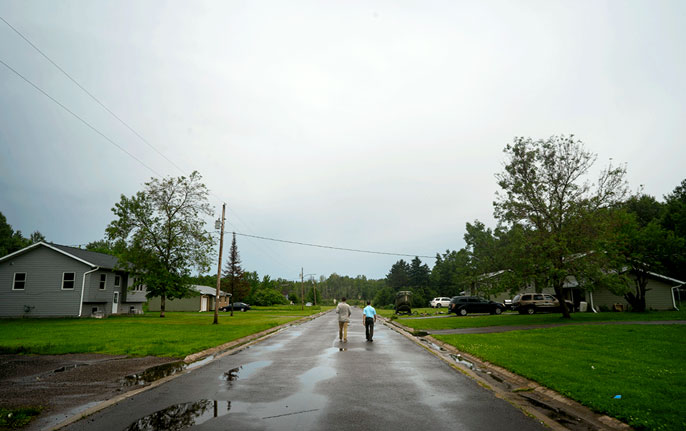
[394,310,686,331]
[0,306,325,358]
[435,325,686,431]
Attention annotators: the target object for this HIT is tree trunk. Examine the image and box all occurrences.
[624,274,649,312]
[554,285,571,319]
[160,293,166,318]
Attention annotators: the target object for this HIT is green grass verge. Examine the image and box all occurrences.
[0,407,42,430]
[0,306,324,358]
[395,310,686,331]
[435,325,686,431]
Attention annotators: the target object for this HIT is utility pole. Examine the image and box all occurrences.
[213,203,226,325]
[300,267,304,311]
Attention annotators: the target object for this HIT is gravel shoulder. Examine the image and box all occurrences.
[0,353,178,430]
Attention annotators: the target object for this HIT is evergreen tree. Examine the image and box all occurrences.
[223,232,248,315]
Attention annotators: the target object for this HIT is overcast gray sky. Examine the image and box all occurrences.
[1,1,684,281]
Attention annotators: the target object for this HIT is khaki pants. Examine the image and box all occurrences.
[338,321,348,341]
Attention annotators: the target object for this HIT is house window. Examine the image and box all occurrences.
[133,278,144,292]
[62,272,75,290]
[12,273,26,290]
[114,275,121,287]
[99,274,107,290]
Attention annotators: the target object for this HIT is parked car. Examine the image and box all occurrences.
[511,293,573,315]
[430,297,452,308]
[219,302,251,312]
[448,296,506,316]
[503,299,513,310]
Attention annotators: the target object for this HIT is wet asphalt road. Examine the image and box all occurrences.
[63,308,546,431]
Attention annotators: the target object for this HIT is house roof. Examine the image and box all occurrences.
[192,285,229,297]
[0,242,119,270]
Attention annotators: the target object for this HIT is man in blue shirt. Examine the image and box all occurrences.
[362,301,377,342]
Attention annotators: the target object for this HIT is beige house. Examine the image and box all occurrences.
[588,271,684,312]
[147,285,230,312]
[472,269,683,312]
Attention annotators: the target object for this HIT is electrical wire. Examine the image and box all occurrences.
[0,58,163,178]
[0,15,187,175]
[233,232,436,259]
[1,20,437,265]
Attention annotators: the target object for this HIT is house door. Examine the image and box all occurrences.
[201,296,208,312]
[112,292,119,314]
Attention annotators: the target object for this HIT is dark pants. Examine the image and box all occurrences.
[365,317,375,340]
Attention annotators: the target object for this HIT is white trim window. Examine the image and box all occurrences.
[133,278,144,292]
[12,273,26,290]
[114,275,121,288]
[99,274,107,290]
[62,272,75,290]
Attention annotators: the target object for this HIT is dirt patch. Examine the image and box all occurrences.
[0,354,178,430]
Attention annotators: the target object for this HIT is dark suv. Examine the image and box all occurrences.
[511,293,573,314]
[448,296,505,316]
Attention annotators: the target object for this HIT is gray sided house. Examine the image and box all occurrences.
[147,285,230,312]
[587,271,684,312]
[0,242,147,318]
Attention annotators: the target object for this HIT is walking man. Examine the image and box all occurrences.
[363,300,377,342]
[336,297,351,342]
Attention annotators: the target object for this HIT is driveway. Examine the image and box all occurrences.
[60,308,546,431]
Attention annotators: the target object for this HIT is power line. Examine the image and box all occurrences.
[0,15,187,175]
[0,58,163,177]
[0,16,295,273]
[233,232,436,259]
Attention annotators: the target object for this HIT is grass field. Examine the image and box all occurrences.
[0,305,326,358]
[434,323,685,431]
[393,309,686,331]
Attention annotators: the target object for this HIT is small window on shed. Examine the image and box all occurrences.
[13,273,26,290]
[99,274,107,290]
[114,275,121,287]
[62,272,75,290]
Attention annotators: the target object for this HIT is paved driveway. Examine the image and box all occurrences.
[62,308,546,431]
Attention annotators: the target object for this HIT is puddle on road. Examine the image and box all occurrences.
[186,355,215,370]
[219,360,272,383]
[124,400,231,431]
[122,362,187,386]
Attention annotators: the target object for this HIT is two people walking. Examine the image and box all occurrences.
[335,298,377,342]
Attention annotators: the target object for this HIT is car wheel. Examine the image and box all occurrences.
[526,307,535,315]
[459,308,468,316]
[437,304,442,308]
[494,307,502,315]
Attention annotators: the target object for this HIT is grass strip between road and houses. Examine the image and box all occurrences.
[0,407,42,431]
[0,306,326,358]
[434,325,686,431]
[392,309,686,331]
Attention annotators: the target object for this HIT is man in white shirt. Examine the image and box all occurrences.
[335,297,351,342]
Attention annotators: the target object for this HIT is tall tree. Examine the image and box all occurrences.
[222,232,248,316]
[386,259,411,291]
[0,212,45,256]
[106,171,214,317]
[610,210,684,311]
[494,135,628,318]
[662,179,686,281]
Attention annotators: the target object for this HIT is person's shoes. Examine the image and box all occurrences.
[369,339,373,342]
[343,338,347,343]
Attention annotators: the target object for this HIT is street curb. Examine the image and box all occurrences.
[382,317,633,431]
[49,309,332,430]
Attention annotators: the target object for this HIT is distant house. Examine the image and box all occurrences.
[0,242,147,317]
[588,271,684,312]
[146,285,230,312]
[471,268,684,311]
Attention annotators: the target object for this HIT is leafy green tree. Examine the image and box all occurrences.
[0,212,45,256]
[494,135,628,318]
[430,249,471,297]
[250,288,288,306]
[610,210,684,311]
[386,259,410,291]
[106,171,214,317]
[408,257,431,306]
[373,286,395,308]
[662,179,686,280]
